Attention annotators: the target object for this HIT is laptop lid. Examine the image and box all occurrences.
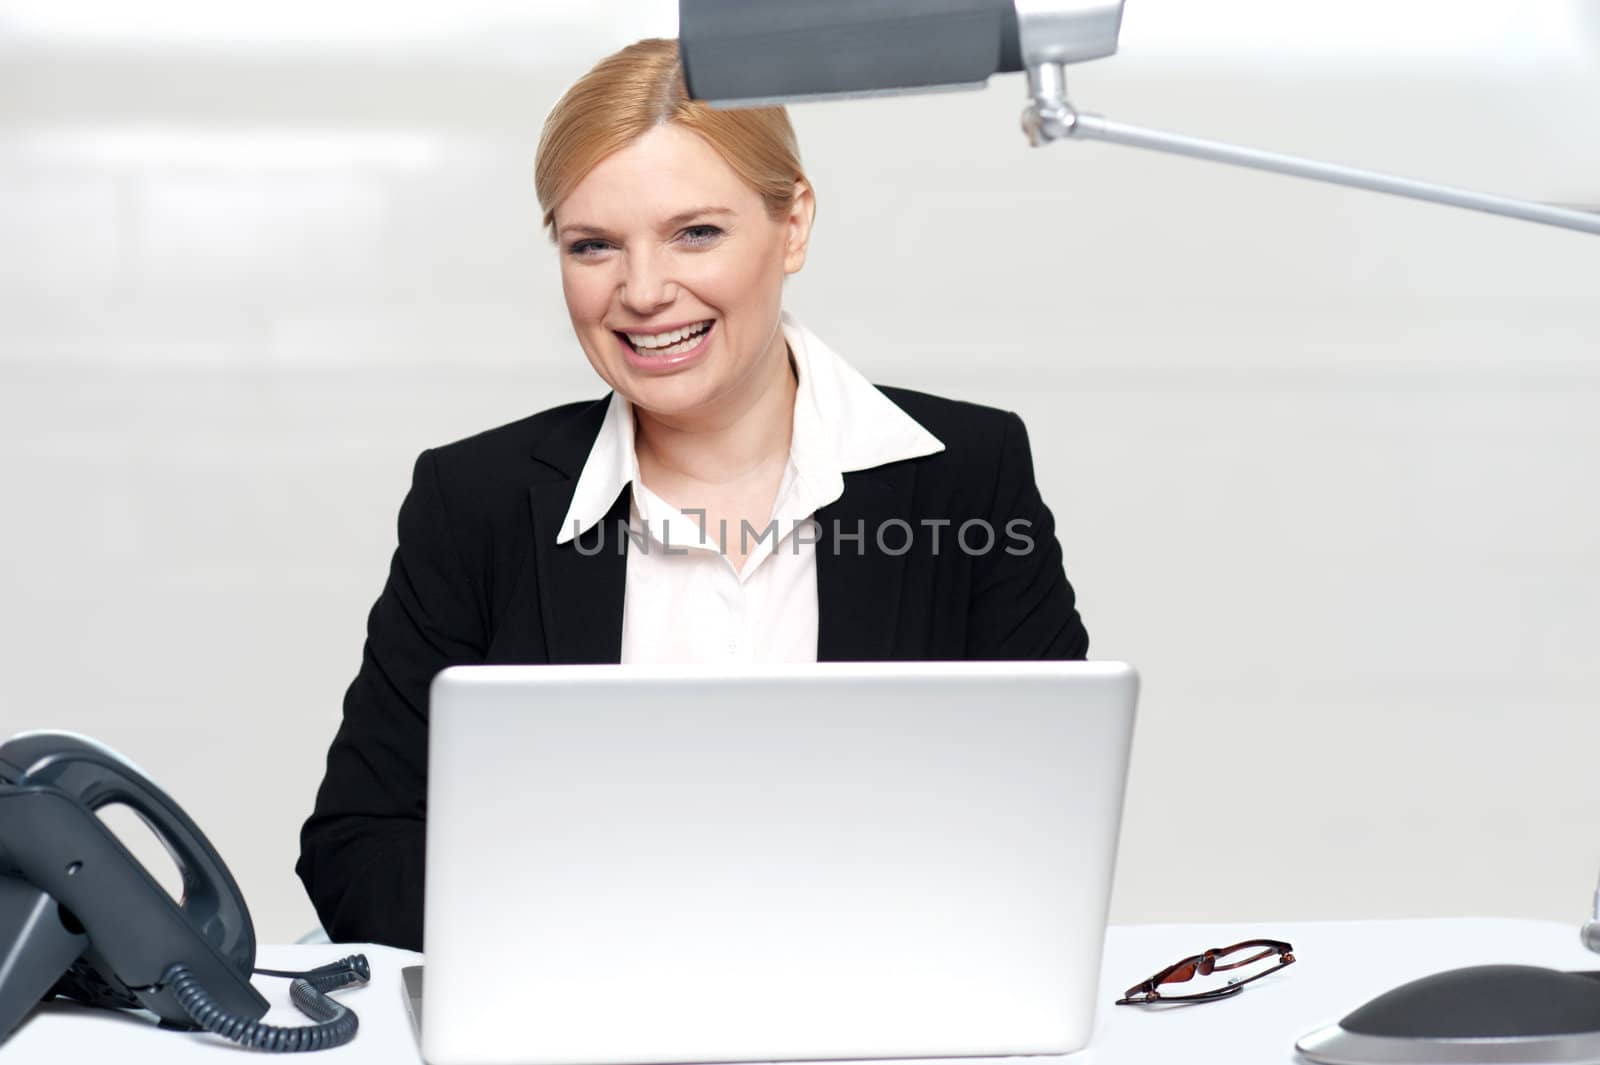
[421,661,1138,1065]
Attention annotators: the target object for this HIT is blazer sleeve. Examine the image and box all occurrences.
[964,411,1090,660]
[297,448,486,951]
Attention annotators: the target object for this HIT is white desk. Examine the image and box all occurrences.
[4,918,1594,1064]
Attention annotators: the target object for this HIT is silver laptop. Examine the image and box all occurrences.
[418,661,1138,1065]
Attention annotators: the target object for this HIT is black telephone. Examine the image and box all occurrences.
[0,731,367,1052]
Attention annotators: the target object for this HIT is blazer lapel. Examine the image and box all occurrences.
[524,398,630,665]
[815,462,917,661]
[528,484,629,663]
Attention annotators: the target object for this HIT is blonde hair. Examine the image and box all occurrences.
[534,38,810,233]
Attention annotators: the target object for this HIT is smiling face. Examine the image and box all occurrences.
[554,122,814,424]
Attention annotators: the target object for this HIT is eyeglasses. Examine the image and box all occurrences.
[1115,938,1295,1005]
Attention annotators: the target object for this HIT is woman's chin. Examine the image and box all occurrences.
[621,373,722,420]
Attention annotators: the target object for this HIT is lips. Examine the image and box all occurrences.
[610,317,716,373]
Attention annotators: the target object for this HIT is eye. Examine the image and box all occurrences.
[679,224,724,245]
[566,239,612,257]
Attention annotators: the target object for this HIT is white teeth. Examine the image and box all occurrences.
[626,320,711,350]
[650,331,709,357]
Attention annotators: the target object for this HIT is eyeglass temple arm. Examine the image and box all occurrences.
[1021,62,1600,238]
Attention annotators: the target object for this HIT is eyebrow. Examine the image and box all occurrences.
[558,206,735,240]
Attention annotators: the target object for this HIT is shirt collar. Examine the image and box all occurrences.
[555,390,637,545]
[555,310,944,545]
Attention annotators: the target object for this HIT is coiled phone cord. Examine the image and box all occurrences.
[163,954,370,1052]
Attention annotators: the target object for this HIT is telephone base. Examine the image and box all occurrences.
[0,874,89,1045]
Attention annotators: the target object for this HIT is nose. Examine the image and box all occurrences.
[619,247,676,316]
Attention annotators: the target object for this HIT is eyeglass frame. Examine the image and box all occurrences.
[1115,938,1296,1005]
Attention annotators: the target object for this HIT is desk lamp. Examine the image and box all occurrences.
[679,2,1600,1062]
[678,0,1600,237]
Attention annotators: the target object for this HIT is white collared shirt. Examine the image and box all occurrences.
[556,311,945,664]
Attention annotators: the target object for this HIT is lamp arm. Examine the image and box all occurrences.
[1023,63,1600,237]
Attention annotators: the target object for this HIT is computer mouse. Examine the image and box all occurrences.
[1297,964,1600,1064]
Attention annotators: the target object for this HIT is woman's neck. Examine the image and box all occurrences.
[633,333,797,491]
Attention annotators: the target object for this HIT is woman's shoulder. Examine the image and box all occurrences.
[873,385,1028,464]
[875,385,1009,433]
[863,386,1047,513]
[425,397,609,478]
[869,387,1052,530]
[400,398,610,540]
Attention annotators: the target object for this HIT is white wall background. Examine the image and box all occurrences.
[3,1,1599,944]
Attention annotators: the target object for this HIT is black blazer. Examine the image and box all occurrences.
[297,386,1088,950]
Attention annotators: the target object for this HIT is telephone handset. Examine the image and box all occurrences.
[0,731,367,1052]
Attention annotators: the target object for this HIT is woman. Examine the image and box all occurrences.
[298,38,1088,951]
